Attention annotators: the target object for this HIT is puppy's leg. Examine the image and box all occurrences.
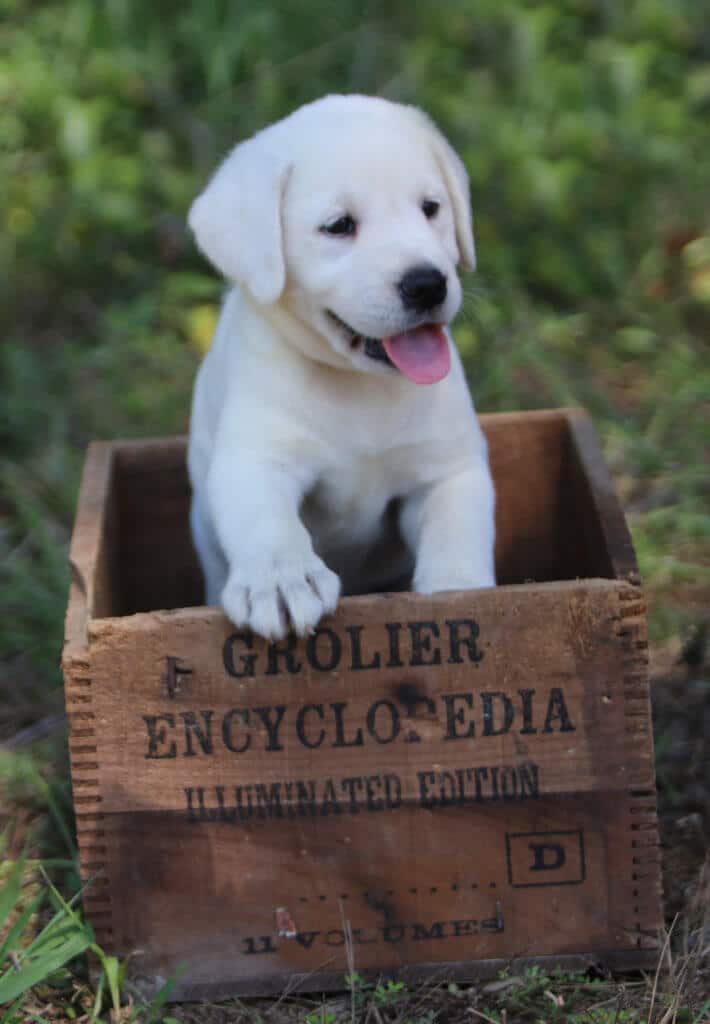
[207,455,340,639]
[190,493,228,605]
[401,459,496,593]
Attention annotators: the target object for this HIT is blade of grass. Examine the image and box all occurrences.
[692,998,710,1024]
[0,922,92,1003]
[90,967,106,1023]
[138,969,186,1023]
[648,914,678,1023]
[0,889,44,964]
[0,867,95,1003]
[27,766,77,861]
[0,856,27,928]
[90,949,123,1014]
[1,995,26,1024]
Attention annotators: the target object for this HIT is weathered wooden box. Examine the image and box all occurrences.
[62,409,662,1000]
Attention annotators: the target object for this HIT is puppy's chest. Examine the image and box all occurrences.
[301,454,413,545]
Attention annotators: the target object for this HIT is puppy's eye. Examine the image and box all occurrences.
[320,214,357,237]
[422,199,440,219]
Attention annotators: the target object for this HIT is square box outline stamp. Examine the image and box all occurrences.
[505,828,586,888]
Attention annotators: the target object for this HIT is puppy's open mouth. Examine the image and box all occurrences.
[326,310,450,385]
[326,311,393,366]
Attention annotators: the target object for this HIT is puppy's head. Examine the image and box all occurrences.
[189,95,475,384]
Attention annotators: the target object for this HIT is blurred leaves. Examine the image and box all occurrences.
[1,0,709,691]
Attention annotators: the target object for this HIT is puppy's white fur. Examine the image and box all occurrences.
[188,94,495,639]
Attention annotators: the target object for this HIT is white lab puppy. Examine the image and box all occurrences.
[188,94,495,639]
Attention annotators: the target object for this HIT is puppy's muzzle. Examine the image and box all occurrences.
[398,264,448,313]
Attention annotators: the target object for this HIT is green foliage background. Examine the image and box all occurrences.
[0,1,709,1016]
[1,0,709,742]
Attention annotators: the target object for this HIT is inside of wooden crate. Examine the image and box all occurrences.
[96,412,620,618]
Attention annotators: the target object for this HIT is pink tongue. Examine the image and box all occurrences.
[383,324,450,385]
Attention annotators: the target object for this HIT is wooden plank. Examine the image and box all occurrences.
[63,441,116,657]
[111,793,656,999]
[80,580,660,995]
[140,950,659,1002]
[564,410,640,584]
[113,440,202,614]
[482,410,570,584]
[87,582,654,805]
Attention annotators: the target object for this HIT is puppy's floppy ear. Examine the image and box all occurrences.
[429,130,476,272]
[188,136,292,305]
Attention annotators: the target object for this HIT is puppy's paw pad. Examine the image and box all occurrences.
[278,562,340,635]
[307,565,341,614]
[248,588,289,641]
[220,579,252,627]
[221,560,341,640]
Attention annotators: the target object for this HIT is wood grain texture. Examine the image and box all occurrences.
[62,409,662,998]
[87,583,653,805]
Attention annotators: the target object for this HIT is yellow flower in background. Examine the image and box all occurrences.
[7,207,33,235]
[454,323,478,357]
[690,268,710,303]
[682,236,710,303]
[187,304,218,353]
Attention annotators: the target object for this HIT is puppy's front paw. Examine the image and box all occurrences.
[221,557,341,640]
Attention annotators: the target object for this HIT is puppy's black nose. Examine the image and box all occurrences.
[398,265,447,312]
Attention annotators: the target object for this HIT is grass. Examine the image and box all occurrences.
[3,923,709,1023]
[1,0,709,1019]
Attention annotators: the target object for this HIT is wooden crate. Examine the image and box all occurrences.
[62,409,663,1000]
